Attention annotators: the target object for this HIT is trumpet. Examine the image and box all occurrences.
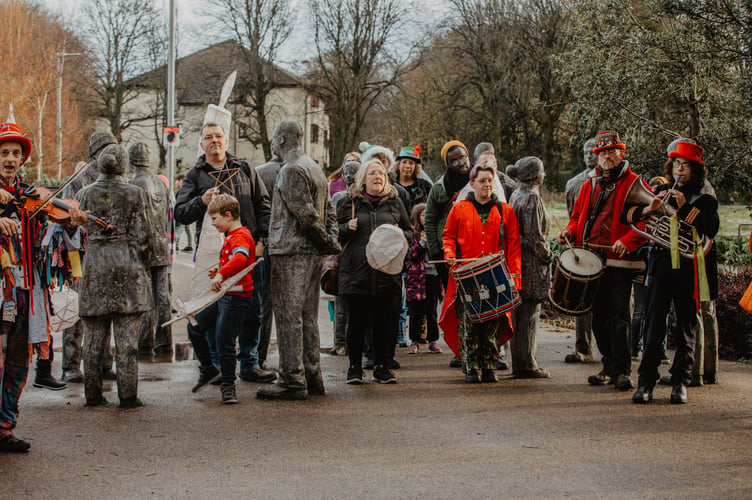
[624,177,713,259]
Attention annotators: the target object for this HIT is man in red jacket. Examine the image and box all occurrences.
[557,131,647,390]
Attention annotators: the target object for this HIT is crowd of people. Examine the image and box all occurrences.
[0,114,722,453]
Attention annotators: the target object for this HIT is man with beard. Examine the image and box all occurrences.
[557,131,646,391]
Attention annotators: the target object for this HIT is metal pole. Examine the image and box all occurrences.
[55,51,80,180]
[167,0,176,191]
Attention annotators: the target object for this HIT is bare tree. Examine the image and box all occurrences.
[209,0,295,160]
[307,0,422,168]
[81,0,163,141]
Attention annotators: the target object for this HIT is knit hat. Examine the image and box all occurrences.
[0,123,31,164]
[366,224,408,275]
[89,131,117,159]
[128,142,150,169]
[592,130,626,155]
[440,140,467,165]
[395,144,421,164]
[506,156,544,183]
[669,141,704,167]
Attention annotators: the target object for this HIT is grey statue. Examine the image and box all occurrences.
[127,142,173,356]
[254,153,284,369]
[563,138,596,363]
[60,131,117,383]
[507,156,552,378]
[76,144,152,409]
[256,121,340,401]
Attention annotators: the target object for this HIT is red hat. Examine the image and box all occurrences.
[668,141,704,167]
[0,123,31,164]
[593,130,626,155]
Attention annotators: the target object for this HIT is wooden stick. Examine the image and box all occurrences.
[551,215,580,262]
[585,243,613,250]
[427,257,482,264]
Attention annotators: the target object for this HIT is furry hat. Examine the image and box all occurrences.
[359,145,395,170]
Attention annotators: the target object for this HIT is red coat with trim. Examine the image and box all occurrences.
[565,163,647,263]
[439,200,521,357]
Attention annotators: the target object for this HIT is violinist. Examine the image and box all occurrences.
[0,122,87,453]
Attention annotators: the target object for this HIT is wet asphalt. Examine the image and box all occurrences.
[4,250,752,499]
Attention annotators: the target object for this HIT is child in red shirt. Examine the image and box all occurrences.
[188,194,255,404]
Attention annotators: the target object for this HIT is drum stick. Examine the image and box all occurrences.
[586,243,612,250]
[427,257,482,264]
[551,215,580,262]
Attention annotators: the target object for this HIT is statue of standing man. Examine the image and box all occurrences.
[127,142,173,356]
[256,121,340,401]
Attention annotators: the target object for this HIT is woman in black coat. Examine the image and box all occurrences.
[337,159,412,385]
[624,141,719,405]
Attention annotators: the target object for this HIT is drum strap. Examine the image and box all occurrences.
[583,179,614,243]
[495,201,505,249]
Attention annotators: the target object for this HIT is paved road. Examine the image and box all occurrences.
[4,250,752,499]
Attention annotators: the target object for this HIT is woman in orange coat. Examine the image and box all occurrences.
[439,160,521,383]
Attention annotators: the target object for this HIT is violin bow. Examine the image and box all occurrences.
[27,158,93,220]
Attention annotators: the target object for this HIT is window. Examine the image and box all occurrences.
[310,95,319,109]
[311,124,319,144]
[238,123,247,139]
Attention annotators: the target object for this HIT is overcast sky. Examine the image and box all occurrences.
[40,0,447,69]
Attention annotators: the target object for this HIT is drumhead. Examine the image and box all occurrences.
[559,248,603,276]
[454,254,499,275]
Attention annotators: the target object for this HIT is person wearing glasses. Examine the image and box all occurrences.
[174,123,275,385]
[625,141,719,404]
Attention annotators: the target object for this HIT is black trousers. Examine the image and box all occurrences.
[591,267,634,376]
[638,252,697,388]
[345,293,399,368]
[407,274,441,343]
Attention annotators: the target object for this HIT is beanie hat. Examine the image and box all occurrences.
[506,156,544,183]
[592,130,626,155]
[128,142,150,169]
[89,131,117,159]
[440,140,467,165]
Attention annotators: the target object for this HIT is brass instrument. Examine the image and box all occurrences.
[624,177,713,259]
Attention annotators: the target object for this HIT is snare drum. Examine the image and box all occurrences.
[452,253,521,323]
[549,247,604,316]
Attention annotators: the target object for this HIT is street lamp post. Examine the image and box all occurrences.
[56,50,80,180]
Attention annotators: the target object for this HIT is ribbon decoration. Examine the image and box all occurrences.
[670,213,680,269]
[693,227,710,305]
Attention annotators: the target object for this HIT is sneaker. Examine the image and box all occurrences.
[221,383,238,404]
[192,364,221,393]
[427,342,443,354]
[372,365,396,384]
[328,346,347,356]
[495,358,509,371]
[449,356,462,368]
[588,370,612,385]
[182,246,193,252]
[481,368,498,383]
[565,351,593,363]
[346,366,364,384]
[465,368,481,383]
[0,434,30,453]
[407,342,419,354]
[614,374,635,391]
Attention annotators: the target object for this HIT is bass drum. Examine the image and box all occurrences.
[549,247,604,316]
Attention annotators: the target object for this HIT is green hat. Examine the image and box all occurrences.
[395,144,421,164]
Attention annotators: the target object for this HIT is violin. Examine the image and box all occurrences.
[16,185,115,235]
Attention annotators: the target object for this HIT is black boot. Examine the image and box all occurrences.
[33,359,67,391]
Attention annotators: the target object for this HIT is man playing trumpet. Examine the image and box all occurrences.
[557,131,647,391]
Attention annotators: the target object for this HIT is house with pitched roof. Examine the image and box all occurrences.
[115,40,330,173]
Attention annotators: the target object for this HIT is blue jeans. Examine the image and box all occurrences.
[205,260,263,372]
[236,259,263,372]
[189,294,252,384]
